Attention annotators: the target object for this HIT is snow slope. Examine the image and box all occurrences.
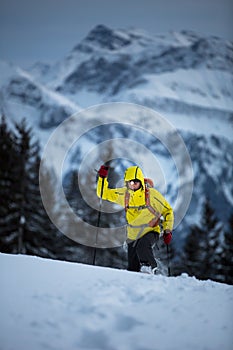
[0,253,232,350]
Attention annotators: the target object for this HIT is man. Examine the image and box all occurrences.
[97,165,174,274]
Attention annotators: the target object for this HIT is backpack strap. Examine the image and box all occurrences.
[125,190,130,211]
[125,190,148,211]
[125,179,161,221]
[145,182,160,217]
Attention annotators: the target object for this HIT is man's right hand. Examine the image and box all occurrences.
[98,165,109,178]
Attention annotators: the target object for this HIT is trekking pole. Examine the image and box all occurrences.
[166,244,171,277]
[93,176,105,266]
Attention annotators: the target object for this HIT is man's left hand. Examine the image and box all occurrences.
[163,230,172,245]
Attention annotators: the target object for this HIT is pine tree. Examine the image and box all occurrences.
[182,224,203,277]
[0,116,21,252]
[183,197,222,281]
[14,119,35,253]
[221,213,233,284]
[63,165,127,268]
[0,117,64,258]
[39,162,83,260]
[14,119,67,258]
[200,198,222,280]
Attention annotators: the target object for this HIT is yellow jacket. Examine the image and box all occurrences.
[97,166,174,241]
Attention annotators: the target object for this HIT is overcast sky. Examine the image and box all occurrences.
[0,0,232,68]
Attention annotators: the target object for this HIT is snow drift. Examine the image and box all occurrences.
[0,253,232,350]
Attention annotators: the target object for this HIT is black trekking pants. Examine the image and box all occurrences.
[127,231,159,272]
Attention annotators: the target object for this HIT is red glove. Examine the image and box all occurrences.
[98,165,109,178]
[163,230,172,245]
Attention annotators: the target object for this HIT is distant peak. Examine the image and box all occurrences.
[88,24,113,37]
[82,24,131,51]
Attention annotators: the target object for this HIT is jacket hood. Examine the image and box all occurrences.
[124,166,144,184]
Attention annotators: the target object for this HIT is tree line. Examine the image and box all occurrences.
[0,116,125,267]
[177,198,233,285]
[0,116,232,284]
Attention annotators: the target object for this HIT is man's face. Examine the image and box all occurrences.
[127,179,141,191]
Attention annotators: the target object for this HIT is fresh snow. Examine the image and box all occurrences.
[0,253,232,350]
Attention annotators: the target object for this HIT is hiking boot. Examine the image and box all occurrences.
[140,264,157,275]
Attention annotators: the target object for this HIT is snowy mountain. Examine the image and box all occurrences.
[35,25,233,116]
[1,253,232,350]
[0,25,233,246]
[0,61,80,130]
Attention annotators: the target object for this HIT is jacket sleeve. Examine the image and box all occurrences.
[96,177,125,206]
[150,189,174,231]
